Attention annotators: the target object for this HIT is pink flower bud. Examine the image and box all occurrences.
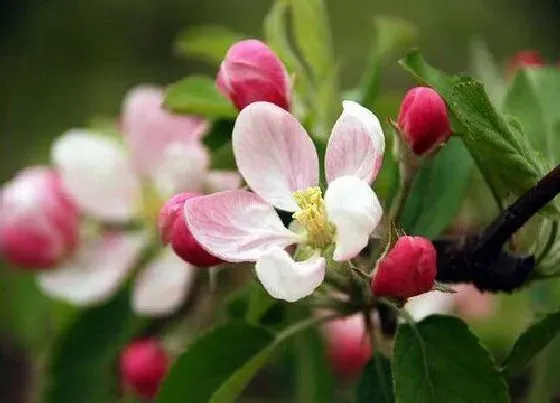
[158,193,223,268]
[397,87,451,155]
[120,339,168,399]
[324,314,372,379]
[508,50,544,74]
[372,236,437,298]
[0,167,79,269]
[217,39,291,111]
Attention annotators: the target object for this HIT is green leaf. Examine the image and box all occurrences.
[501,310,560,377]
[356,353,395,403]
[164,76,237,119]
[156,323,274,403]
[226,281,285,327]
[393,315,509,403]
[287,0,333,80]
[503,68,560,160]
[204,119,234,151]
[44,289,145,403]
[174,25,246,65]
[469,39,506,108]
[401,138,474,238]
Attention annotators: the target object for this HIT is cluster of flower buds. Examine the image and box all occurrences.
[120,339,169,399]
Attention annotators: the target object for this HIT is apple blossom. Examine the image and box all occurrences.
[36,86,240,316]
[120,339,168,399]
[507,50,544,74]
[184,100,384,302]
[217,39,291,110]
[0,167,79,269]
[372,236,437,298]
[397,87,451,155]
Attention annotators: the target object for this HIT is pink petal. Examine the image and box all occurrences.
[255,248,325,302]
[205,171,242,192]
[122,86,209,175]
[51,130,141,222]
[325,101,385,184]
[37,232,147,305]
[232,102,319,212]
[324,176,382,261]
[132,248,196,316]
[183,190,300,262]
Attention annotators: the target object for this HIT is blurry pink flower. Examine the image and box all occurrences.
[0,167,79,269]
[120,339,169,399]
[324,314,372,379]
[36,85,240,316]
[508,50,544,75]
[217,40,291,110]
[453,284,495,319]
[158,193,223,268]
[397,87,451,155]
[372,236,437,298]
[184,101,385,302]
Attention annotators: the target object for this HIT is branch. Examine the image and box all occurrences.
[435,164,560,292]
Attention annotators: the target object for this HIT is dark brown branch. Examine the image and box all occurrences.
[435,164,560,292]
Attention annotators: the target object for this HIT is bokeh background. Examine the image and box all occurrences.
[1,0,560,401]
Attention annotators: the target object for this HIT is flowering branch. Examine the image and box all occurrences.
[435,164,560,292]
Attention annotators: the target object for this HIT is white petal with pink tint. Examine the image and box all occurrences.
[232,102,319,211]
[122,86,209,174]
[152,142,210,197]
[324,176,382,261]
[37,232,146,305]
[52,130,141,222]
[205,171,242,192]
[132,248,196,316]
[406,291,455,321]
[325,101,385,184]
[255,247,325,302]
[184,190,301,262]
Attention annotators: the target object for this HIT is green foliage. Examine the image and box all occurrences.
[44,289,146,403]
[501,310,560,377]
[400,51,558,214]
[401,138,474,238]
[356,353,395,403]
[393,315,509,403]
[164,76,237,119]
[156,323,275,403]
[469,39,506,108]
[174,25,247,65]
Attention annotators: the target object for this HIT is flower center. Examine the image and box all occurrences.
[292,186,334,249]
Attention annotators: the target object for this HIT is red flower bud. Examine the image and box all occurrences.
[120,340,168,399]
[508,50,544,74]
[0,167,79,269]
[324,314,372,379]
[158,193,222,268]
[372,236,437,298]
[397,87,451,155]
[217,39,291,111]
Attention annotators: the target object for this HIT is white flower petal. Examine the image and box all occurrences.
[51,130,141,222]
[325,101,385,184]
[232,102,319,211]
[324,176,382,261]
[132,248,196,316]
[184,190,301,262]
[406,291,456,321]
[37,232,146,306]
[255,248,325,302]
[205,171,242,192]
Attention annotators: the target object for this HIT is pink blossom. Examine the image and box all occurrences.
[0,167,79,269]
[184,101,385,302]
[217,40,291,110]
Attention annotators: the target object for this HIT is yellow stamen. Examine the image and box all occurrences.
[292,186,334,248]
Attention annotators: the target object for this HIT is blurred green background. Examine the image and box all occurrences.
[1,0,559,401]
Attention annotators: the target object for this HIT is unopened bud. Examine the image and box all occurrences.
[397,87,451,155]
[324,314,372,379]
[372,236,437,298]
[217,39,291,111]
[0,167,79,269]
[120,339,168,399]
[158,193,222,267]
